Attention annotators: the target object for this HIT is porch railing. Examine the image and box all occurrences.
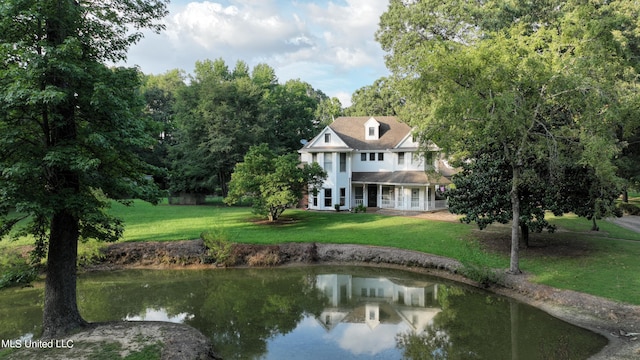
[353,197,448,210]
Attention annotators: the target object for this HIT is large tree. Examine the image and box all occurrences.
[447,147,554,248]
[169,60,327,197]
[224,144,326,222]
[377,0,640,273]
[139,70,187,189]
[345,77,402,117]
[0,0,167,337]
[169,59,267,196]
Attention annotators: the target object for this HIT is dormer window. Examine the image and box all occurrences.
[364,117,380,140]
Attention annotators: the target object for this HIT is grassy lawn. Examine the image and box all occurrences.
[110,200,497,266]
[523,213,640,303]
[2,199,639,305]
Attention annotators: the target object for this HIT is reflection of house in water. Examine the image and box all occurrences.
[315,274,441,333]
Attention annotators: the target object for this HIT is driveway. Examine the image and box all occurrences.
[608,215,640,233]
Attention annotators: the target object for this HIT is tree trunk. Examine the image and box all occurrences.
[41,3,87,336]
[509,167,522,274]
[520,224,529,248]
[41,210,87,339]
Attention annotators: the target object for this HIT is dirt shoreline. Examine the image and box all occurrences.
[82,239,640,360]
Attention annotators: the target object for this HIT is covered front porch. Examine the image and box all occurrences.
[351,172,450,212]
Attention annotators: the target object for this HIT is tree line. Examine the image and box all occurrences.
[139,59,340,198]
[139,60,409,200]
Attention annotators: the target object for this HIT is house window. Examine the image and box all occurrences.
[313,195,318,207]
[368,127,375,137]
[324,133,331,143]
[398,152,405,165]
[340,188,345,206]
[324,153,332,172]
[312,153,318,164]
[378,152,384,161]
[339,153,346,172]
[369,152,375,161]
[360,153,366,161]
[324,188,332,207]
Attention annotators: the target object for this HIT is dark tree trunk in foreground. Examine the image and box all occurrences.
[40,3,88,338]
[42,210,87,339]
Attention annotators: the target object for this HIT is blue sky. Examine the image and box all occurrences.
[123,0,390,106]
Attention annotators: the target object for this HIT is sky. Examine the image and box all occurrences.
[123,0,391,107]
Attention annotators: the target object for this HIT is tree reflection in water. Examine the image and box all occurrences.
[0,267,606,360]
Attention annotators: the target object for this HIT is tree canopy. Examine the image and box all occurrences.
[377,0,640,273]
[0,0,167,337]
[167,59,329,197]
[344,77,401,117]
[224,144,326,221]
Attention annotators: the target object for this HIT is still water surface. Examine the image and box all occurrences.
[0,266,606,359]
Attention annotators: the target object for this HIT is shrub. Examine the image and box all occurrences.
[201,227,236,266]
[78,239,106,267]
[353,204,367,213]
[0,253,38,289]
[618,202,640,215]
[457,263,505,288]
[246,250,281,267]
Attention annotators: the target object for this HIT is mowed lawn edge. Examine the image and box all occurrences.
[108,200,640,305]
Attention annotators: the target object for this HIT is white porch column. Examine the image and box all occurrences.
[425,186,430,211]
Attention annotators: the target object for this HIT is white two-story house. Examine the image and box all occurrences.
[299,116,454,211]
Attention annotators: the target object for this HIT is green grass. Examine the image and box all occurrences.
[522,237,640,302]
[547,212,640,241]
[2,199,640,305]
[111,200,494,264]
[519,213,640,304]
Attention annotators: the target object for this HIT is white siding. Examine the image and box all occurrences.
[351,151,393,173]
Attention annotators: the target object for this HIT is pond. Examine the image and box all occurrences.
[0,266,606,359]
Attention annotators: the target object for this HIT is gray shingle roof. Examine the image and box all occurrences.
[352,171,451,185]
[328,116,412,150]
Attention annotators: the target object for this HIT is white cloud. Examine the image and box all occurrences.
[166,1,309,55]
[124,0,391,107]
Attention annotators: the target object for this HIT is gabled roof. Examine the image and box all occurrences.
[330,116,411,150]
[303,126,351,151]
[302,116,413,151]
